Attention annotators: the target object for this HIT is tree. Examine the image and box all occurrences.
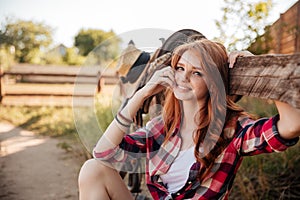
[63,47,86,65]
[214,0,273,51]
[74,29,120,65]
[0,18,53,63]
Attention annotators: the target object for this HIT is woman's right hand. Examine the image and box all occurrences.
[140,66,175,98]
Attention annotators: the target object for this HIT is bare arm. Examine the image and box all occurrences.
[275,101,300,139]
[94,66,175,153]
[94,89,146,153]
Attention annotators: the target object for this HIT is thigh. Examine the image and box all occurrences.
[79,159,134,200]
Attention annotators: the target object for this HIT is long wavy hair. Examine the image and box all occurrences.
[163,39,246,181]
[139,29,206,119]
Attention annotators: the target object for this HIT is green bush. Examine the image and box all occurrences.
[237,96,278,117]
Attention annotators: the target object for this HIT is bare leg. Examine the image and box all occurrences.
[78,159,134,200]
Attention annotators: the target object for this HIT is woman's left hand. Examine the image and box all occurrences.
[228,50,254,68]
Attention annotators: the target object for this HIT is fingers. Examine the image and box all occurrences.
[146,66,175,92]
[156,66,175,87]
[228,51,240,69]
[228,50,254,68]
[160,70,175,88]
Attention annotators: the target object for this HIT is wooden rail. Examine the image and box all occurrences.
[229,53,300,109]
[0,54,299,107]
[0,64,119,106]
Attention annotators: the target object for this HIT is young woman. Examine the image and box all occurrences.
[78,39,300,200]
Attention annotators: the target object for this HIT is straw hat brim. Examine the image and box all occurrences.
[116,45,142,77]
[119,52,151,99]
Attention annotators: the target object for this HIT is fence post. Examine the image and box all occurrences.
[0,65,3,103]
[97,71,104,93]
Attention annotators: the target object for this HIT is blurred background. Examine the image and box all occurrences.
[0,0,299,199]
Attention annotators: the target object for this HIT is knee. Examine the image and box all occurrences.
[78,159,108,188]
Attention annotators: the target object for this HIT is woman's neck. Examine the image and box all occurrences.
[180,100,205,130]
[179,99,206,149]
[179,101,199,137]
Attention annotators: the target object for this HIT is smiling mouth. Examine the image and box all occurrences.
[176,85,191,91]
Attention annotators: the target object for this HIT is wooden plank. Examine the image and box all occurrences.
[9,65,96,76]
[4,65,118,86]
[1,85,116,106]
[0,67,3,102]
[8,64,117,76]
[296,1,300,52]
[4,71,97,77]
[229,53,300,109]
[1,96,93,106]
[4,83,96,96]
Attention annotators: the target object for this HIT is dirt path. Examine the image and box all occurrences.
[0,122,86,200]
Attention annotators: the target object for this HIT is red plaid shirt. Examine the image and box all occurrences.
[94,115,298,200]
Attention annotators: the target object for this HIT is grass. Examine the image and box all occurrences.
[0,106,76,136]
[231,143,300,199]
[0,92,116,156]
[0,93,115,137]
[237,96,278,117]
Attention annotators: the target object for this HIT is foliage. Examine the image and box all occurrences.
[63,47,86,65]
[237,96,277,117]
[215,0,273,51]
[0,46,15,70]
[74,28,121,65]
[42,45,86,65]
[0,18,53,63]
[247,25,273,54]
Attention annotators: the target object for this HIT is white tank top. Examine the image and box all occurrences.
[160,147,195,193]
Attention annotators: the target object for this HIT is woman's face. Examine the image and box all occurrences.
[173,50,209,103]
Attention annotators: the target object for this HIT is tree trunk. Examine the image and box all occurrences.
[229,53,300,109]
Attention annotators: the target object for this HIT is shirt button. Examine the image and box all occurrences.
[177,193,180,196]
[188,181,192,184]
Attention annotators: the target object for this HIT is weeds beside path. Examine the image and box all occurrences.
[0,121,86,200]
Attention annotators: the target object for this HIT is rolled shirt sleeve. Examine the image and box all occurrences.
[234,115,299,156]
[93,117,163,164]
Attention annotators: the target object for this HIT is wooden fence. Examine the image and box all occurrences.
[0,64,118,106]
[0,53,299,108]
[249,1,300,54]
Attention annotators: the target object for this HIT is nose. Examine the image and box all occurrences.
[181,70,190,82]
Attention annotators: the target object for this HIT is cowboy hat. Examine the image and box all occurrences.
[116,40,143,77]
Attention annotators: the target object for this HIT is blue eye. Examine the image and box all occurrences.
[193,71,203,76]
[175,66,184,71]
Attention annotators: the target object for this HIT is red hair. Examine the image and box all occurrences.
[162,39,246,181]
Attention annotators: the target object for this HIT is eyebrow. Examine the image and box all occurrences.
[177,62,185,66]
[177,62,202,70]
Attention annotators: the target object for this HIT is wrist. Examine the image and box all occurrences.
[114,111,133,132]
[120,90,145,120]
[136,85,153,102]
